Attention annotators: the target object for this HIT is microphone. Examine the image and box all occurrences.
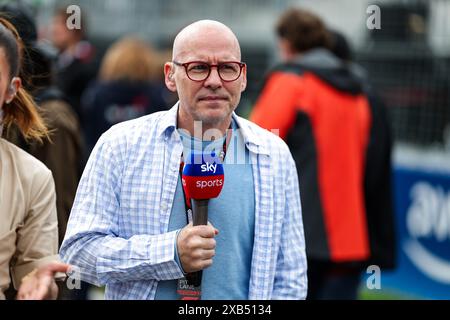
[181,151,224,286]
[182,151,224,224]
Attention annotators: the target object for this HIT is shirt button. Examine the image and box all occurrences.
[161,203,168,211]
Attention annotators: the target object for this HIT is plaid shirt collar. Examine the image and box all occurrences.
[157,102,270,155]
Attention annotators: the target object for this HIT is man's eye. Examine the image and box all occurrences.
[189,64,209,72]
[219,64,238,72]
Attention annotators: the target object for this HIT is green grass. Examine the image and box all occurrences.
[358,288,422,300]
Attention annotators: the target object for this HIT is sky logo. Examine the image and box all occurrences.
[201,163,217,174]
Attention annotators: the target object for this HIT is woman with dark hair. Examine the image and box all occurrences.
[0,17,69,300]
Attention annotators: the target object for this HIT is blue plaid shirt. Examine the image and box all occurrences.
[60,103,307,299]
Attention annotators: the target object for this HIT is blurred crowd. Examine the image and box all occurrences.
[0,2,176,300]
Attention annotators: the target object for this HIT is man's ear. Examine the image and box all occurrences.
[5,77,21,104]
[240,64,247,92]
[164,62,177,92]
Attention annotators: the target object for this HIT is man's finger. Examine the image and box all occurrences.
[200,249,215,260]
[207,222,219,235]
[194,225,217,238]
[201,238,216,250]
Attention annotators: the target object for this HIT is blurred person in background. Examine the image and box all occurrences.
[251,8,395,299]
[328,28,396,285]
[50,7,98,126]
[0,16,69,300]
[81,36,169,155]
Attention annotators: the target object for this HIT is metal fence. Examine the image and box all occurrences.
[356,0,450,148]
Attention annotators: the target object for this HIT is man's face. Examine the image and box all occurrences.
[165,28,246,127]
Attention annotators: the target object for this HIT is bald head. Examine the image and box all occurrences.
[172,20,241,61]
[164,20,247,136]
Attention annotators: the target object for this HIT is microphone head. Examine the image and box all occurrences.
[182,151,224,200]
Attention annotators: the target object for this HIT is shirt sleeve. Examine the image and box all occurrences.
[59,136,184,286]
[174,230,186,274]
[10,170,59,289]
[250,72,302,140]
[272,152,308,300]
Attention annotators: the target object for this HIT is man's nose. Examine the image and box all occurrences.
[203,66,222,89]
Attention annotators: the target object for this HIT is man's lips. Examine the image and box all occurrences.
[198,95,228,101]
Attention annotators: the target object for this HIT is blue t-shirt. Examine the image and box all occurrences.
[155,120,255,299]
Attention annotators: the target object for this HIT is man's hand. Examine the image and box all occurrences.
[17,261,71,300]
[177,222,219,273]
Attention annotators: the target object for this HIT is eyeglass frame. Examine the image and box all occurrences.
[172,60,246,82]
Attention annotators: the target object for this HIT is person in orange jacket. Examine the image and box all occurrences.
[251,8,395,299]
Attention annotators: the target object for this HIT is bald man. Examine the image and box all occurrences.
[60,20,307,300]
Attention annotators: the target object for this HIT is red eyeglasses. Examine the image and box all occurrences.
[172,61,246,82]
